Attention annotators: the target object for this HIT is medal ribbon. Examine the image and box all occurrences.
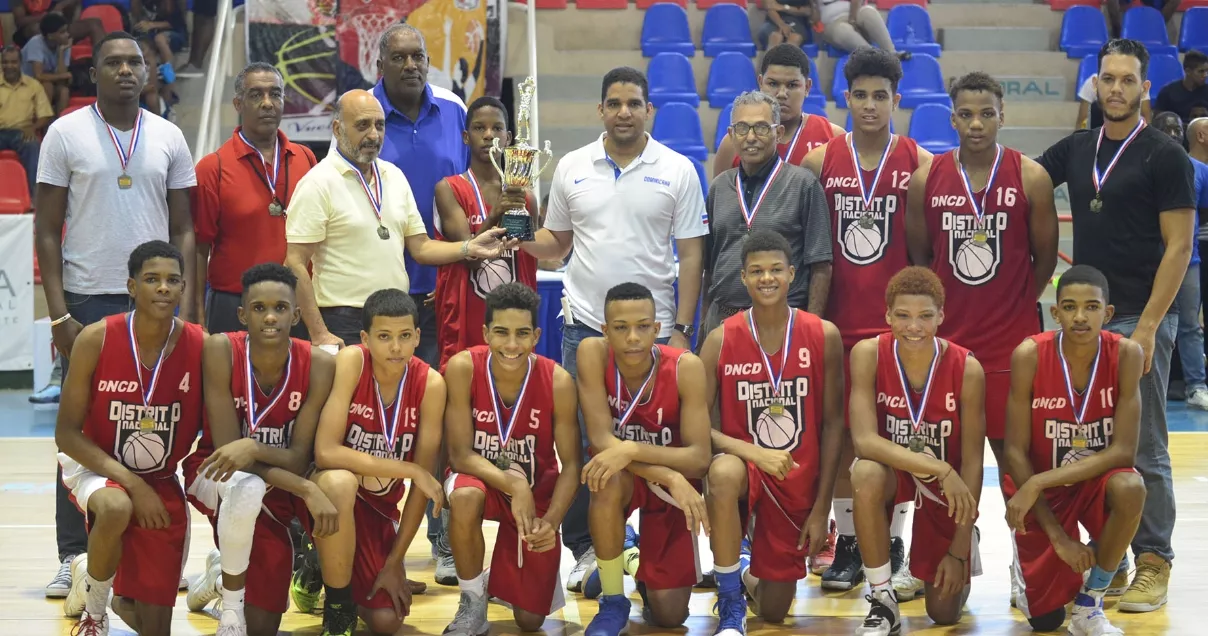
[465,171,489,225]
[892,337,941,437]
[783,115,806,160]
[244,338,293,435]
[956,144,1003,227]
[238,130,282,199]
[487,353,533,452]
[127,310,175,410]
[375,364,409,451]
[1056,331,1102,426]
[1092,119,1146,196]
[93,104,143,175]
[341,152,385,226]
[735,158,785,229]
[613,347,659,430]
[746,308,795,401]
[847,132,895,212]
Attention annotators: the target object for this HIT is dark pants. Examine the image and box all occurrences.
[57,291,131,561]
[319,306,364,346]
[407,293,443,543]
[206,288,310,339]
[0,129,40,197]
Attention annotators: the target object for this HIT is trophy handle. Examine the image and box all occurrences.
[531,141,555,180]
[488,138,507,181]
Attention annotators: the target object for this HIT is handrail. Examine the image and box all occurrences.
[525,0,541,206]
[194,0,235,161]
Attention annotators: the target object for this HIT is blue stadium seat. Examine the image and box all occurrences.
[690,157,709,197]
[83,0,130,8]
[648,53,700,108]
[845,111,896,134]
[1122,6,1178,57]
[805,102,828,119]
[653,103,708,162]
[1180,8,1208,54]
[801,34,820,59]
[641,4,695,58]
[1148,53,1184,100]
[715,103,734,151]
[805,57,827,110]
[831,55,850,109]
[702,5,757,57]
[887,6,943,58]
[707,52,758,108]
[908,103,958,155]
[898,54,950,109]
[1077,54,1097,96]
[1060,6,1108,59]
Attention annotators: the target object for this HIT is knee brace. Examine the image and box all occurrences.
[217,471,267,575]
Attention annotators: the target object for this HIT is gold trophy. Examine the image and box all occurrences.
[489,76,552,241]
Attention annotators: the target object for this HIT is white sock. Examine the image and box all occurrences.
[864,561,892,593]
[833,498,855,536]
[458,572,485,597]
[220,585,245,614]
[890,502,910,538]
[84,570,114,616]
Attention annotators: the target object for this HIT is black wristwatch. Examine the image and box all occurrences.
[673,323,695,339]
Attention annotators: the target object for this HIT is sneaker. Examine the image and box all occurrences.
[289,549,323,614]
[29,383,61,404]
[891,556,924,602]
[809,520,837,575]
[71,612,109,636]
[434,518,457,586]
[320,602,359,636]
[1068,593,1123,635]
[568,546,598,593]
[1010,565,1021,608]
[713,588,747,635]
[64,554,88,618]
[176,63,205,78]
[186,549,222,612]
[179,575,189,590]
[408,578,428,594]
[821,535,864,591]
[855,589,901,635]
[1188,388,1208,410]
[889,537,905,574]
[696,569,718,589]
[584,594,632,636]
[216,607,248,636]
[1106,565,1130,597]
[46,555,73,598]
[1117,552,1170,612]
[443,591,489,636]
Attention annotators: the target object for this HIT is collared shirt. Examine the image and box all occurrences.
[373,81,469,294]
[546,133,709,337]
[19,34,68,78]
[193,127,318,293]
[285,152,427,309]
[0,73,52,130]
[739,156,778,208]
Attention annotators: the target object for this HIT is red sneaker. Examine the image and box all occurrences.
[809,520,837,575]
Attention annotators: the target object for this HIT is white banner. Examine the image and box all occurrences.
[0,214,34,370]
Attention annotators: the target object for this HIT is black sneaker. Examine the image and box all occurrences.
[695,569,718,589]
[821,534,864,591]
[890,537,905,575]
[320,602,359,636]
[855,589,901,635]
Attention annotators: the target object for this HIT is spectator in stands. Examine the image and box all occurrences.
[179,0,218,77]
[20,13,73,114]
[10,0,104,49]
[1154,51,1208,125]
[759,0,812,49]
[1191,104,1208,121]
[131,0,188,86]
[1105,0,1176,39]
[811,0,903,59]
[1190,118,1208,361]
[0,45,53,196]
[1077,72,1151,129]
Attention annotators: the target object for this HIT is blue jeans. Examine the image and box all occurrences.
[1176,264,1206,393]
[1104,313,1177,563]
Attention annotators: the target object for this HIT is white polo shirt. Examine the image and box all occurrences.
[545,133,709,337]
[285,153,427,308]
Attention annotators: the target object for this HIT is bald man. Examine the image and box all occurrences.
[285,89,511,348]
[1189,118,1208,163]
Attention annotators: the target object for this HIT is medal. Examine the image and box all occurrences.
[735,158,785,230]
[375,362,409,455]
[746,308,796,427]
[908,435,926,453]
[93,104,143,191]
[893,336,941,452]
[973,228,988,243]
[1056,330,1103,433]
[487,352,533,470]
[244,337,293,435]
[268,200,284,216]
[613,347,660,435]
[858,213,875,229]
[1072,432,1089,448]
[847,131,895,223]
[377,225,390,240]
[238,130,284,216]
[1091,120,1145,210]
[340,151,387,242]
[126,311,175,435]
[956,144,1003,244]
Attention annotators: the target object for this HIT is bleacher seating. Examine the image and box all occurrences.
[1179,8,1208,53]
[697,0,748,8]
[887,5,943,58]
[690,157,709,196]
[574,0,627,7]
[702,5,756,57]
[846,111,898,133]
[707,52,758,108]
[805,102,828,118]
[71,3,127,61]
[908,103,958,154]
[1077,54,1097,94]
[897,54,950,109]
[831,55,850,109]
[1049,0,1098,10]
[1148,53,1184,100]
[714,103,734,151]
[1060,6,1108,59]
[648,53,700,108]
[805,58,826,110]
[641,4,695,58]
[652,102,708,161]
[874,0,927,8]
[0,158,30,214]
[1122,6,1178,56]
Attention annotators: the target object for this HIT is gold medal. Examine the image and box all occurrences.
[908,435,926,453]
[118,174,133,189]
[494,454,511,471]
[768,402,784,416]
[1072,434,1088,448]
[139,416,155,432]
[973,231,988,243]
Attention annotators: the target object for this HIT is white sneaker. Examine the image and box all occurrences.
[1187,388,1208,410]
[855,588,901,635]
[46,555,73,598]
[216,608,248,635]
[64,554,88,618]
[567,546,597,593]
[187,549,223,611]
[891,557,924,601]
[443,590,489,636]
[1068,596,1124,635]
[72,612,109,636]
[1010,564,1021,608]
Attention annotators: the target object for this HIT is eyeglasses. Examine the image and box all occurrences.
[731,122,775,138]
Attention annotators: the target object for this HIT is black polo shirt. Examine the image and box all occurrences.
[1037,125,1195,316]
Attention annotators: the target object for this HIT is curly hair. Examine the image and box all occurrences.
[885,266,945,309]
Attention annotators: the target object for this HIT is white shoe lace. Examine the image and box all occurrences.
[573,548,596,574]
[51,558,73,587]
[447,592,482,633]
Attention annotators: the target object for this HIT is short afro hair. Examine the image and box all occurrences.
[362,288,418,332]
[844,47,903,92]
[760,43,811,78]
[885,266,945,309]
[484,282,541,327]
[128,240,183,279]
[1056,265,1110,305]
[240,263,298,302]
[949,71,1003,106]
[741,229,793,266]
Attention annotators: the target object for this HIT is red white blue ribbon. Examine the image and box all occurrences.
[956,144,1003,227]
[893,336,940,437]
[1056,331,1102,426]
[1092,119,1146,197]
[783,115,806,160]
[375,364,409,451]
[746,308,795,401]
[238,130,282,196]
[244,337,293,435]
[466,171,488,224]
[735,158,784,229]
[847,132,895,212]
[341,152,384,225]
[127,311,175,409]
[93,104,143,174]
[613,347,659,430]
[487,353,533,450]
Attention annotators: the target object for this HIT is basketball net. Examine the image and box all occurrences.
[338,9,403,82]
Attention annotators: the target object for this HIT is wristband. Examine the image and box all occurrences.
[51,313,73,327]
[947,551,968,564]
[461,240,470,258]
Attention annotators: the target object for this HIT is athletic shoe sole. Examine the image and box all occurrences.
[1116,596,1168,613]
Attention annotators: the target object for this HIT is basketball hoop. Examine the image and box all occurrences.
[336,8,404,82]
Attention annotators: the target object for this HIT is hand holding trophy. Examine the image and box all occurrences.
[489,76,552,242]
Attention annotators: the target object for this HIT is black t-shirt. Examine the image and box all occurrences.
[1037,125,1196,316]
[1154,80,1208,123]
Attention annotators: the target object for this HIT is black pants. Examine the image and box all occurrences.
[206,288,310,339]
[57,292,131,561]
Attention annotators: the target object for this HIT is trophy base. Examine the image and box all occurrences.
[500,211,534,242]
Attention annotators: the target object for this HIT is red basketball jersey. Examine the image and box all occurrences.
[344,346,431,515]
[1027,330,1123,475]
[821,134,921,350]
[466,345,561,500]
[716,309,827,510]
[605,344,685,448]
[434,173,539,368]
[731,114,838,168]
[873,333,969,498]
[925,147,1040,372]
[87,314,204,478]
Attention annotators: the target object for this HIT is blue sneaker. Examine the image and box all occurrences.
[584,568,602,600]
[585,594,631,636]
[713,589,747,635]
[739,538,752,575]
[624,524,639,550]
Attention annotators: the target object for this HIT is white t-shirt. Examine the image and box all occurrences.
[545,133,709,337]
[38,107,197,295]
[1078,75,1150,103]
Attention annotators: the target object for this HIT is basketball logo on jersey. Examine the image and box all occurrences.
[471,424,539,486]
[344,410,417,496]
[736,377,809,452]
[1043,415,1113,468]
[471,254,517,299]
[109,401,180,474]
[881,403,952,483]
[940,209,1006,285]
[234,395,297,448]
[828,179,899,265]
[608,394,675,446]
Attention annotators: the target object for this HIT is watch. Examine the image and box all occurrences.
[673,323,695,339]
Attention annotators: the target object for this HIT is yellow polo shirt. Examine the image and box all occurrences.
[286,152,427,308]
[0,74,53,130]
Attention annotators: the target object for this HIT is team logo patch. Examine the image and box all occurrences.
[735,378,809,452]
[471,255,517,299]
[883,413,953,483]
[110,401,180,474]
[942,210,1006,286]
[831,190,899,265]
[344,424,416,496]
[1045,418,1112,470]
[472,429,540,487]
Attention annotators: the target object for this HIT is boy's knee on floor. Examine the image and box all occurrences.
[1027,607,1066,632]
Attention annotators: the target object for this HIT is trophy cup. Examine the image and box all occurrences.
[489,76,552,242]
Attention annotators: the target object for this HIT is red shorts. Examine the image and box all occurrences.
[626,477,701,590]
[445,473,563,615]
[742,462,809,582]
[351,495,403,610]
[1010,467,1135,618]
[983,370,1010,440]
[892,469,965,585]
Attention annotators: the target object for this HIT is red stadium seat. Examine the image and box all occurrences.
[67,96,97,109]
[638,0,685,7]
[1182,0,1208,8]
[0,150,17,162]
[514,0,569,7]
[71,5,125,60]
[1049,0,1099,9]
[574,0,628,8]
[59,103,92,117]
[697,0,747,8]
[0,159,31,214]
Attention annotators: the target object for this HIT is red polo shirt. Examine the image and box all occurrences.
[193,127,317,293]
